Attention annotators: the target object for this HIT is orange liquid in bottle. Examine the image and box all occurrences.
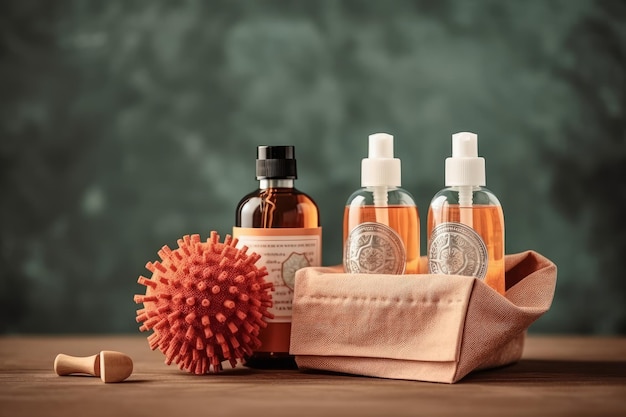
[427,205,505,294]
[343,205,420,274]
[236,186,321,368]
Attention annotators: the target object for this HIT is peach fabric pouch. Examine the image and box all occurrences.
[289,250,557,383]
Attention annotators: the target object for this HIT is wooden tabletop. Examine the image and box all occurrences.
[0,335,624,417]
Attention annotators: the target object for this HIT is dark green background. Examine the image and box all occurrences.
[1,0,624,334]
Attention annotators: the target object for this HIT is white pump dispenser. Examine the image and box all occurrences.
[361,133,401,221]
[445,132,485,209]
[361,133,401,189]
[445,132,485,187]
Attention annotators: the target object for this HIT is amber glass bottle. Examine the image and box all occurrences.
[234,145,321,369]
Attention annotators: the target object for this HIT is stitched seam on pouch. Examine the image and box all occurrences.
[299,295,463,304]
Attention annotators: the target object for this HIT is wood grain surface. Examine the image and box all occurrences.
[0,335,624,417]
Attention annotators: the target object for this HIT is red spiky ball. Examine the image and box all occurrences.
[134,231,274,374]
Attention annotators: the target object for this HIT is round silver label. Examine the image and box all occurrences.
[428,222,488,279]
[344,222,406,274]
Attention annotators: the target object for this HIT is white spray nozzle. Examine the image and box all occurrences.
[361,133,401,188]
[445,131,485,187]
[452,132,479,158]
[368,133,394,158]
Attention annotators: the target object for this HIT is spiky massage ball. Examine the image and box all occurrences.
[134,232,274,374]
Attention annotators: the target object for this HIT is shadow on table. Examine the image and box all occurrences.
[155,359,626,385]
[463,359,626,384]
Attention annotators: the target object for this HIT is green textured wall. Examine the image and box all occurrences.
[1,0,624,334]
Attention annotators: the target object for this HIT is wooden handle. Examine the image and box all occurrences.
[54,351,132,383]
[54,353,100,377]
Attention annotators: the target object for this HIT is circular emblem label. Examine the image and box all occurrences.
[428,222,488,279]
[344,222,406,274]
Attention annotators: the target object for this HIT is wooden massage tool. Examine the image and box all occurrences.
[134,232,274,374]
[54,350,133,383]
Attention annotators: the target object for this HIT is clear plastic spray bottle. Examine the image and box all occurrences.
[427,132,505,294]
[343,133,420,274]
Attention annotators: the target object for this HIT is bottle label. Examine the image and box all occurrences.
[344,222,406,274]
[428,222,488,278]
[232,227,322,323]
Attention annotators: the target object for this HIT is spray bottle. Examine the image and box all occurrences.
[426,132,505,294]
[343,133,420,274]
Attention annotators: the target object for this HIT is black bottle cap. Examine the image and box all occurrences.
[255,145,297,179]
